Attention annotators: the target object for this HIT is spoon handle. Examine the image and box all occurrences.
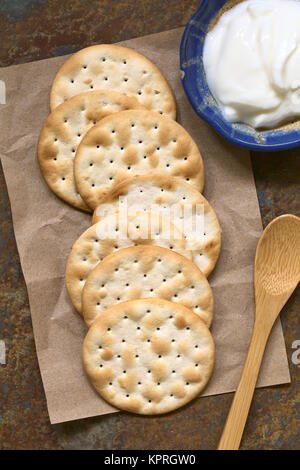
[218,319,271,450]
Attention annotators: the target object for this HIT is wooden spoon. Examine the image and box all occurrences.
[218,214,300,450]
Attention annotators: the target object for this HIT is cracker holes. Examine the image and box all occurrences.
[90,162,94,167]
[90,85,94,89]
[124,78,128,82]
[104,77,108,81]
[83,65,87,69]
[123,60,127,64]
[186,178,190,182]
[61,177,66,181]
[102,57,106,62]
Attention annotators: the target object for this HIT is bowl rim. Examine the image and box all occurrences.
[180,0,300,152]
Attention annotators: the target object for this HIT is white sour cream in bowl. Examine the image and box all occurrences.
[203,0,300,129]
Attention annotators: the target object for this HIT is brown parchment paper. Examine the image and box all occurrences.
[0,28,290,424]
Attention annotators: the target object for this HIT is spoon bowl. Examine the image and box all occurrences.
[255,214,300,297]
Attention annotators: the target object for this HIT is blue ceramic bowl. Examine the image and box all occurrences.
[180,0,300,151]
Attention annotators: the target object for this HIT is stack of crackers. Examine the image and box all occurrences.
[37,44,222,415]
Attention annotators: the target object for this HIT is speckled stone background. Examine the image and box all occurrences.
[0,0,299,450]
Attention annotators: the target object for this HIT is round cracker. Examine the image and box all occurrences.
[82,245,214,328]
[92,173,221,277]
[74,109,204,209]
[83,298,215,415]
[66,210,192,314]
[50,44,176,119]
[37,90,144,211]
